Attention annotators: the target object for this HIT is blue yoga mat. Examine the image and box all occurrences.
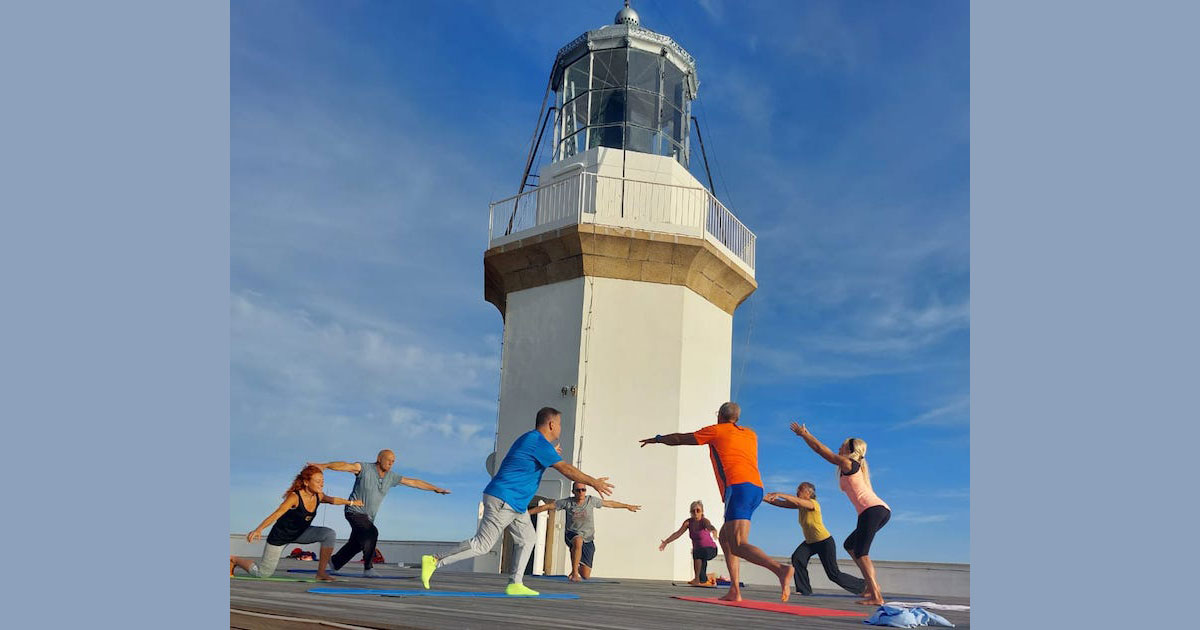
[287,569,414,579]
[309,587,579,599]
[530,575,620,584]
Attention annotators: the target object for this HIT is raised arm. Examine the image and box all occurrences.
[638,432,700,447]
[307,461,362,474]
[658,521,690,551]
[551,461,614,497]
[601,499,641,512]
[318,492,364,508]
[790,422,853,471]
[399,477,451,494]
[763,492,816,510]
[246,494,298,543]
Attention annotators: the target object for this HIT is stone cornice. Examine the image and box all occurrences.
[484,224,756,318]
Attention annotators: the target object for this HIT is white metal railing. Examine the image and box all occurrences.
[488,172,756,271]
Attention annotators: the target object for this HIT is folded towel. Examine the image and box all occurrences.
[864,605,955,627]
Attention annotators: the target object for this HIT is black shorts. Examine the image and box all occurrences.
[692,546,717,561]
[565,531,595,568]
[843,505,890,558]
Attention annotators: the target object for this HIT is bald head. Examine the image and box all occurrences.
[377,449,396,472]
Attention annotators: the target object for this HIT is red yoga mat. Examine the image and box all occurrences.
[672,596,866,617]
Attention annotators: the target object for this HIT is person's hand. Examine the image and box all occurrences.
[591,477,614,497]
[789,422,809,437]
[348,499,364,507]
[435,487,451,495]
[246,529,262,543]
[626,504,641,512]
[638,436,658,448]
[658,541,667,552]
[554,443,563,456]
[764,492,779,503]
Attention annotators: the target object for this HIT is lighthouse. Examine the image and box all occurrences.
[478,3,757,580]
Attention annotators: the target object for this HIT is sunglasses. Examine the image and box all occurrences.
[573,488,586,493]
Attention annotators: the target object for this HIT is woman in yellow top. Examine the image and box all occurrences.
[764,482,866,596]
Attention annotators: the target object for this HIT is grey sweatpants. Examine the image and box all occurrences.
[437,494,535,584]
[250,525,336,578]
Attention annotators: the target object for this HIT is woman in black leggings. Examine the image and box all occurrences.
[764,482,865,596]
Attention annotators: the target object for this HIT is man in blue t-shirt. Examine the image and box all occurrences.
[422,406,614,596]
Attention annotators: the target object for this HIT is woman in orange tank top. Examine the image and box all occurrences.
[791,422,891,606]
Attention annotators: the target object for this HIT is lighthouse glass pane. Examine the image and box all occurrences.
[627,90,658,129]
[659,101,685,144]
[627,49,660,93]
[663,62,686,111]
[591,49,627,90]
[624,125,659,155]
[564,57,590,102]
[590,89,627,126]
[588,124,624,150]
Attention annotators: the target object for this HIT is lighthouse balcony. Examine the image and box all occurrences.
[487,165,756,275]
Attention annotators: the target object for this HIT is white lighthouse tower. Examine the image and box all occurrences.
[478,3,758,581]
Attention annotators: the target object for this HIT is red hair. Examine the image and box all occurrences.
[283,465,323,498]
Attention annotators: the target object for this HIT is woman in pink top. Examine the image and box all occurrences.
[791,422,891,606]
[658,500,720,585]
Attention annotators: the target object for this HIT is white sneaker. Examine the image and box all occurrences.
[362,568,378,578]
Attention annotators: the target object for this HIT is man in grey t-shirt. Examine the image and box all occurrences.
[530,483,640,581]
[310,449,450,576]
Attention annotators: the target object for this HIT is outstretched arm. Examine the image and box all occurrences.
[307,461,362,474]
[247,494,298,543]
[400,477,451,494]
[319,493,364,508]
[658,522,689,551]
[551,461,614,497]
[763,492,816,510]
[790,422,853,472]
[638,432,700,447]
[601,499,641,512]
[528,501,559,516]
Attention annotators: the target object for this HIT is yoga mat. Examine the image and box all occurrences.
[232,576,316,583]
[309,587,579,599]
[287,569,415,579]
[672,596,866,617]
[530,575,621,584]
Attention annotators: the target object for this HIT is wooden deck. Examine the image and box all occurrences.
[231,559,971,630]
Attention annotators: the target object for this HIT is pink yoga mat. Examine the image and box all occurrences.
[672,595,866,617]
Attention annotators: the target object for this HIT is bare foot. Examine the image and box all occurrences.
[687,578,701,585]
[568,573,582,583]
[778,565,794,602]
[717,589,742,602]
[856,594,884,606]
[316,573,337,582]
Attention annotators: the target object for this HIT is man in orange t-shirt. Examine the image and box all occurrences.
[640,402,793,603]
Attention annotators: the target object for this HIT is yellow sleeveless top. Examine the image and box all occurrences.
[799,499,832,544]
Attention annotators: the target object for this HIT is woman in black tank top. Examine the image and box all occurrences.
[231,465,363,581]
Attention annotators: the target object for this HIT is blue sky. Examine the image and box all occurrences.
[232,0,968,563]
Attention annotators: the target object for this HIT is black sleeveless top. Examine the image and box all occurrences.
[266,491,318,546]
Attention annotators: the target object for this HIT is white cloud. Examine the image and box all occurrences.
[895,397,969,429]
[231,291,499,475]
[892,512,952,524]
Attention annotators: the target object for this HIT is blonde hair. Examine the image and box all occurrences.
[840,437,872,486]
